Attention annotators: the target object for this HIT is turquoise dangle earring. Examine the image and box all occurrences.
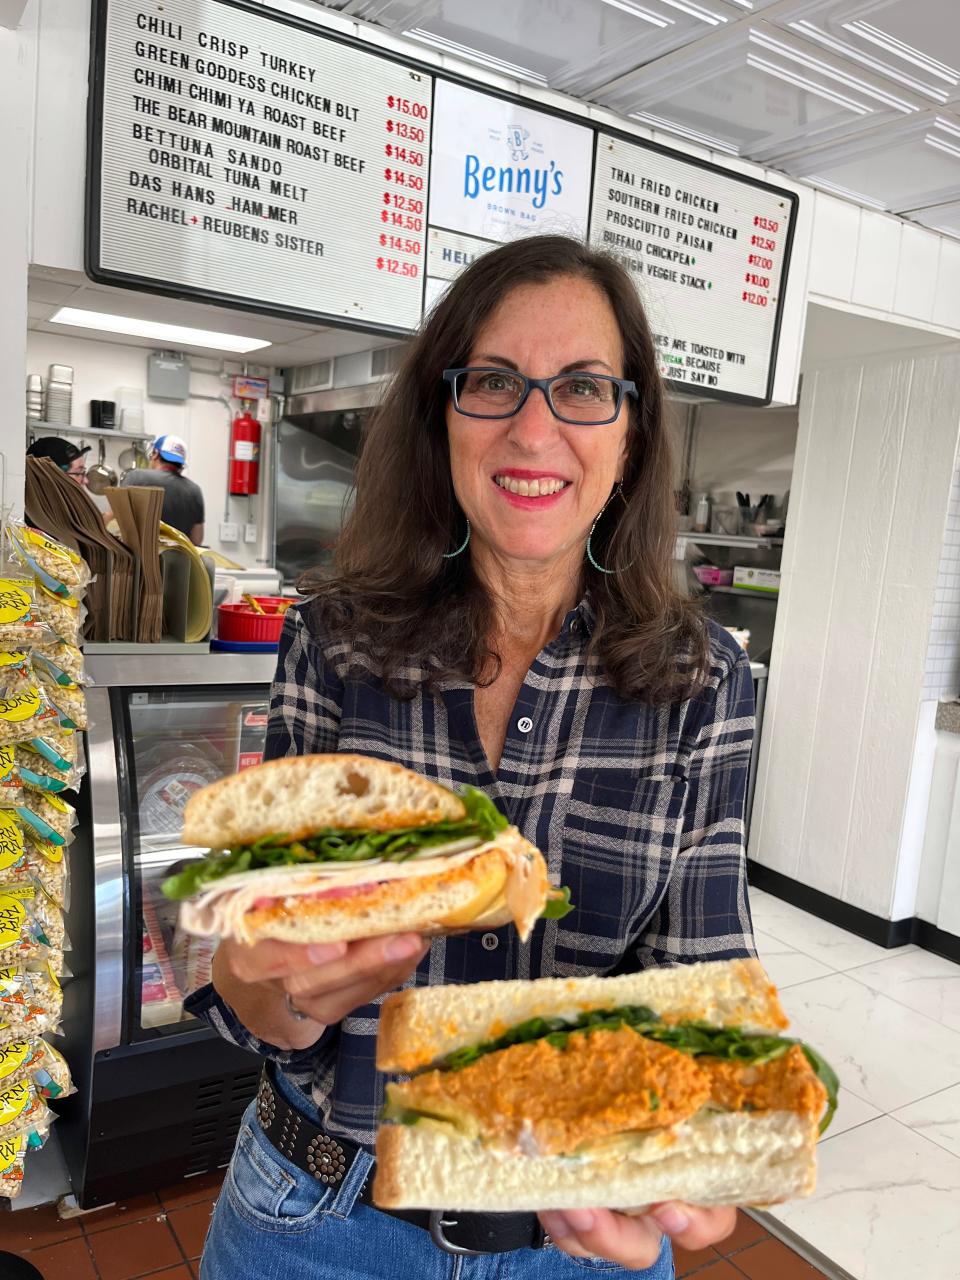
[586,484,628,575]
[442,518,471,559]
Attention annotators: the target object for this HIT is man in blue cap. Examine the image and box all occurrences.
[118,434,205,544]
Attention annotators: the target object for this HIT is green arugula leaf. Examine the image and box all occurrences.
[161,784,510,900]
[540,885,574,920]
[801,1042,839,1134]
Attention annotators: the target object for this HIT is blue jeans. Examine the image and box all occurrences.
[200,1100,675,1280]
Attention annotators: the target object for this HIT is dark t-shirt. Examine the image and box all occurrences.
[120,469,204,538]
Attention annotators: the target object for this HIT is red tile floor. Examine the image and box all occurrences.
[3,1176,832,1280]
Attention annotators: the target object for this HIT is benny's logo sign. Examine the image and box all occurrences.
[463,121,564,211]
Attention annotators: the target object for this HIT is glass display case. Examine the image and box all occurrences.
[120,688,269,1037]
[58,651,276,1208]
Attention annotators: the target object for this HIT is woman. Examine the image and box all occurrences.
[189,235,756,1277]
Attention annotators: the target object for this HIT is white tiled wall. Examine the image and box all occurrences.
[923,449,960,700]
[750,349,960,920]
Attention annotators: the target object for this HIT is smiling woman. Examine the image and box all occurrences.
[191,235,755,1280]
[300,234,708,705]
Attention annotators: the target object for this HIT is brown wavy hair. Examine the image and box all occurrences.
[300,234,708,703]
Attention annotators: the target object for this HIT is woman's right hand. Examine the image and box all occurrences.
[212,933,430,1051]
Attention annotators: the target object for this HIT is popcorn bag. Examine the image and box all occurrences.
[0,522,87,1197]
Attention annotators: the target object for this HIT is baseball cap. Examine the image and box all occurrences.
[152,434,188,465]
[26,437,91,469]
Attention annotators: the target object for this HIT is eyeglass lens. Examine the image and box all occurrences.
[455,370,619,422]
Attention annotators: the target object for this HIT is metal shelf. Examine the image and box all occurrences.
[26,419,153,443]
[678,531,784,551]
[710,586,779,600]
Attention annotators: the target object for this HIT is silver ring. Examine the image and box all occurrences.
[284,992,311,1022]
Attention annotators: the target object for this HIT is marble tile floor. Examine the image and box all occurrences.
[750,887,960,1280]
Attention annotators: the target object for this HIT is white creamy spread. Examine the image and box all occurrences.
[179,827,545,943]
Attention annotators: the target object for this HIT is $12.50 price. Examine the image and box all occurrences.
[377,257,420,278]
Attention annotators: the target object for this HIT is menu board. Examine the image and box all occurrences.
[89,0,432,332]
[589,132,797,403]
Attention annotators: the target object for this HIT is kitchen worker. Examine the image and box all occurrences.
[26,436,90,486]
[116,434,205,545]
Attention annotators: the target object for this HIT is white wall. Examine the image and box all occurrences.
[750,347,960,920]
[0,4,35,515]
[26,331,262,564]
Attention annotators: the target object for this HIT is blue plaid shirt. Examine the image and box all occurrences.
[186,600,756,1148]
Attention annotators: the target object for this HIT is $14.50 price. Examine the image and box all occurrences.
[384,143,424,168]
[379,233,420,255]
[384,168,425,191]
[381,209,423,232]
[377,257,420,278]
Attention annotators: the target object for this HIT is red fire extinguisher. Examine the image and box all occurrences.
[229,402,261,496]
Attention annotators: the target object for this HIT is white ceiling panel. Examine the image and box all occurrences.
[330,0,752,97]
[903,199,960,237]
[773,0,960,105]
[778,112,960,211]
[595,22,923,158]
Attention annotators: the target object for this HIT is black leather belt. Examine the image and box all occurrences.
[255,1070,545,1255]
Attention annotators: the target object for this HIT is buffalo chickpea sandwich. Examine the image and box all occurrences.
[373,959,839,1213]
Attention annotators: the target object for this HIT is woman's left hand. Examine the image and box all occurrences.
[538,1203,736,1271]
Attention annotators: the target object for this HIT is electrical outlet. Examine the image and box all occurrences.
[219,521,238,543]
[256,397,272,424]
[244,522,257,543]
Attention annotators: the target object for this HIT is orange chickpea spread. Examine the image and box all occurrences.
[387,1027,827,1156]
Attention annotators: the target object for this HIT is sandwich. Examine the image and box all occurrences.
[163,754,568,945]
[373,959,838,1212]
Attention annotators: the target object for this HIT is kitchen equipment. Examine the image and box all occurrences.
[692,492,711,534]
[693,566,734,586]
[118,443,138,477]
[26,374,44,420]
[712,506,741,536]
[118,386,145,434]
[90,400,117,430]
[44,366,74,424]
[733,566,781,593]
[87,438,118,495]
[217,596,294,644]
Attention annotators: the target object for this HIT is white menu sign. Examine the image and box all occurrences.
[589,132,797,403]
[92,0,432,331]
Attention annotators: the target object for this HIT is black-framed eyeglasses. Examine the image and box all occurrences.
[443,367,637,426]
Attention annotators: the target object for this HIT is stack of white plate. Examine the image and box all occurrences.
[26,374,44,420]
[44,363,74,424]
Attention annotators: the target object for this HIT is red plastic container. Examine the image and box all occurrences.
[216,597,296,644]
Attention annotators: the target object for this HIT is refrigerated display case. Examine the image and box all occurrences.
[58,652,276,1208]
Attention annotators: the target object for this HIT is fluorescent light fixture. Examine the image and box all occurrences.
[49,307,270,353]
[403,30,548,85]
[599,0,671,28]
[629,111,740,155]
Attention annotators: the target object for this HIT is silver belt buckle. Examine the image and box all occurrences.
[429,1209,486,1256]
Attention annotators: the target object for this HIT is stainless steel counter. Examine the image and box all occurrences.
[85,650,278,688]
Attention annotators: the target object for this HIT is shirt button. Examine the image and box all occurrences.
[570,620,580,633]
[481,933,499,951]
[517,716,533,733]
